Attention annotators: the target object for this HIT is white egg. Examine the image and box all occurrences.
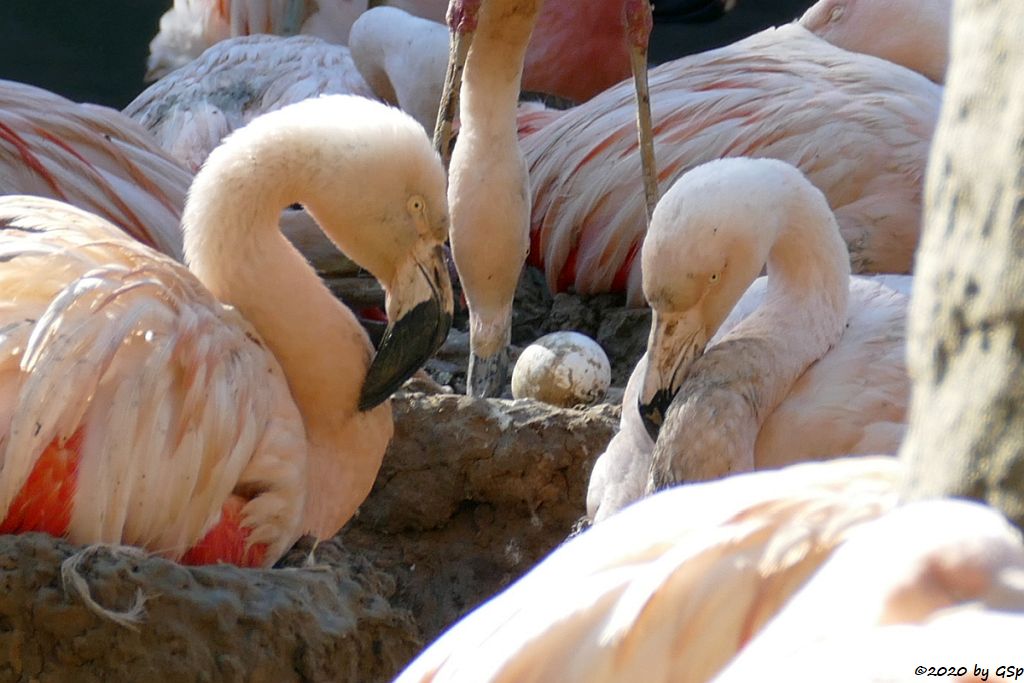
[511,331,611,407]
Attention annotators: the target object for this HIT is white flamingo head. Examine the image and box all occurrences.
[637,157,831,439]
[184,94,454,410]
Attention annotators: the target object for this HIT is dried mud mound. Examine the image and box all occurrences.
[0,393,617,682]
[0,534,419,683]
[343,392,619,643]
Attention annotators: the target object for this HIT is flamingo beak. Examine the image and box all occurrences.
[637,308,707,440]
[359,245,454,411]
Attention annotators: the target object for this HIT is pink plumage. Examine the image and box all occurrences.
[523,24,940,303]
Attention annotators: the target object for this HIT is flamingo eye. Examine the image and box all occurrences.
[709,273,720,283]
[408,196,426,213]
[829,5,845,23]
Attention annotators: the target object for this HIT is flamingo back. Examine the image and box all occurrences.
[0,196,306,566]
[127,34,377,172]
[0,80,188,260]
[523,24,940,302]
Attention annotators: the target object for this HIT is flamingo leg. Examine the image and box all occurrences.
[624,0,659,223]
[433,0,481,168]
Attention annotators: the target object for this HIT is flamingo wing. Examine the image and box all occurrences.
[0,80,188,260]
[0,196,306,566]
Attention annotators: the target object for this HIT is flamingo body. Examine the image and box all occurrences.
[524,23,940,302]
[127,34,376,173]
[0,79,349,277]
[399,456,1024,683]
[716,498,1024,681]
[0,198,305,566]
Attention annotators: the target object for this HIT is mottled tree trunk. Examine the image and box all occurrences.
[899,0,1024,529]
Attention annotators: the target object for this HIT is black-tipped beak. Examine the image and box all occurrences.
[359,297,452,411]
[638,389,674,442]
[467,348,508,399]
[359,248,454,411]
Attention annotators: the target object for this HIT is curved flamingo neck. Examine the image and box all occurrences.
[658,192,851,482]
[182,129,391,537]
[722,194,852,424]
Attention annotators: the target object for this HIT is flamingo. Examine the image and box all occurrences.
[800,0,951,83]
[588,158,909,522]
[438,0,661,397]
[441,0,539,397]
[523,22,940,303]
[0,95,453,568]
[395,456,903,682]
[126,35,376,173]
[145,0,368,81]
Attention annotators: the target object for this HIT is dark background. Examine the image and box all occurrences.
[0,0,815,110]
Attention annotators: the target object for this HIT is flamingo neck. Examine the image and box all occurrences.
[449,0,539,357]
[724,199,851,425]
[182,142,391,538]
[460,0,541,135]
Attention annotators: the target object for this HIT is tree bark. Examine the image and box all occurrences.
[899,0,1024,529]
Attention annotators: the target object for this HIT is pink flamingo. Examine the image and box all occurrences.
[440,0,540,397]
[396,455,1024,683]
[589,158,909,522]
[392,0,735,103]
[800,0,951,83]
[397,456,900,682]
[348,7,451,132]
[332,0,634,104]
[0,96,452,567]
[146,0,368,80]
[524,22,940,304]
